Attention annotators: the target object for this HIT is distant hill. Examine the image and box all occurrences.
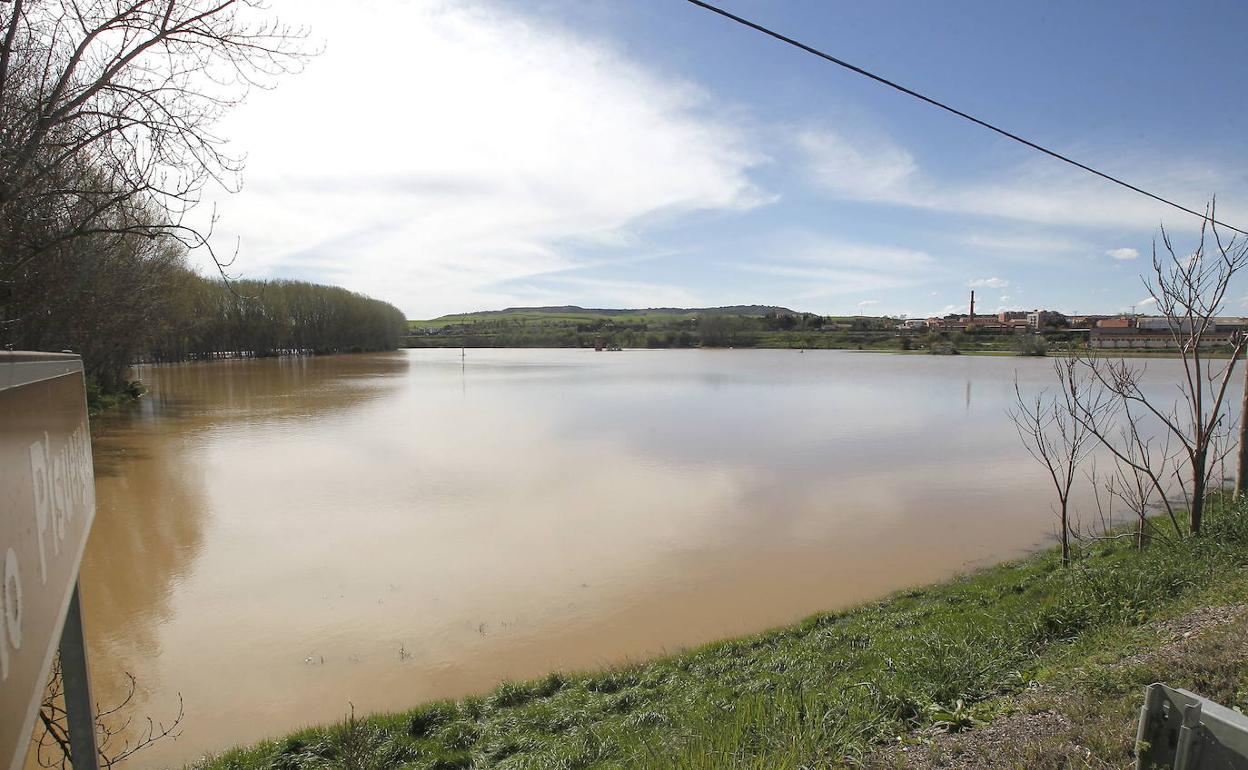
[406,304,904,349]
[419,305,800,323]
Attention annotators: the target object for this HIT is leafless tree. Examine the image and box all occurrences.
[0,0,312,281]
[1080,418,1191,549]
[1010,357,1108,566]
[1108,416,1181,546]
[34,654,183,770]
[1068,208,1248,537]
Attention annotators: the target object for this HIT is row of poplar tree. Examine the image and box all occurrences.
[4,232,407,391]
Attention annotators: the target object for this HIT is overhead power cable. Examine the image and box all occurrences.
[684,0,1247,236]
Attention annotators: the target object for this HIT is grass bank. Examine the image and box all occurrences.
[871,604,1248,769]
[200,502,1248,770]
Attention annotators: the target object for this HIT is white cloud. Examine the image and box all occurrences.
[857,299,880,308]
[797,128,1245,233]
[794,240,935,271]
[1107,247,1140,260]
[1119,296,1158,313]
[741,264,917,297]
[969,277,1010,289]
[963,232,1087,255]
[798,130,917,200]
[525,276,702,309]
[739,237,943,299]
[198,0,767,316]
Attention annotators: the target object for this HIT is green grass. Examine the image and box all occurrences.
[406,308,1243,358]
[405,308,1073,354]
[85,377,145,415]
[198,501,1248,770]
[866,611,1248,770]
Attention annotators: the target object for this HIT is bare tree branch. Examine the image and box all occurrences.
[1061,204,1247,538]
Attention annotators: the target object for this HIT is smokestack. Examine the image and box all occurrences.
[970,290,975,319]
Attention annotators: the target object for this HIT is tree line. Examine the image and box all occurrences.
[0,2,407,400]
[148,276,408,363]
[3,226,406,389]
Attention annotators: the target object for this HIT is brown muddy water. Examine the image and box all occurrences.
[68,349,1207,767]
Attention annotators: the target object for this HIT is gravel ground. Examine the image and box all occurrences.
[866,604,1248,770]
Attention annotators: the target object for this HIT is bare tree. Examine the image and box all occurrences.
[1069,209,1248,537]
[0,0,312,281]
[1108,415,1181,547]
[34,654,183,770]
[1010,357,1107,566]
[1080,416,1188,549]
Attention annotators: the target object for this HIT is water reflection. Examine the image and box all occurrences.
[85,421,207,665]
[78,354,410,759]
[74,349,1207,768]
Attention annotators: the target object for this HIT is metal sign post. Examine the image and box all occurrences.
[1,352,99,770]
[58,584,99,770]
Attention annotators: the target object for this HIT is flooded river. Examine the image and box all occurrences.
[73,349,1202,767]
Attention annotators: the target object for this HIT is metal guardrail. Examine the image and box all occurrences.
[1136,684,1248,770]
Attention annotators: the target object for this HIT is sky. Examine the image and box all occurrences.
[195,0,1248,319]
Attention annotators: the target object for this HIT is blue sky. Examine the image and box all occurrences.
[199,0,1248,318]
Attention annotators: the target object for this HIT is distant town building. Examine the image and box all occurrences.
[1096,317,1134,329]
[1027,310,1067,329]
[1134,316,1248,333]
[1089,328,1235,349]
[1088,316,1248,349]
[923,314,1028,333]
[1069,315,1111,329]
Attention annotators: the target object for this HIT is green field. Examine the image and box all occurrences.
[405,306,1051,353]
[198,499,1248,770]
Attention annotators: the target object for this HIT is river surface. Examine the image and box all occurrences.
[71,349,1209,767]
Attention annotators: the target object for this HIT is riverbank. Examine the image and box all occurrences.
[196,500,1248,770]
[407,330,1226,357]
[85,377,145,415]
[406,307,1055,353]
[405,330,1043,354]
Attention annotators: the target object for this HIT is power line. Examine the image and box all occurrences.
[684,0,1247,236]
